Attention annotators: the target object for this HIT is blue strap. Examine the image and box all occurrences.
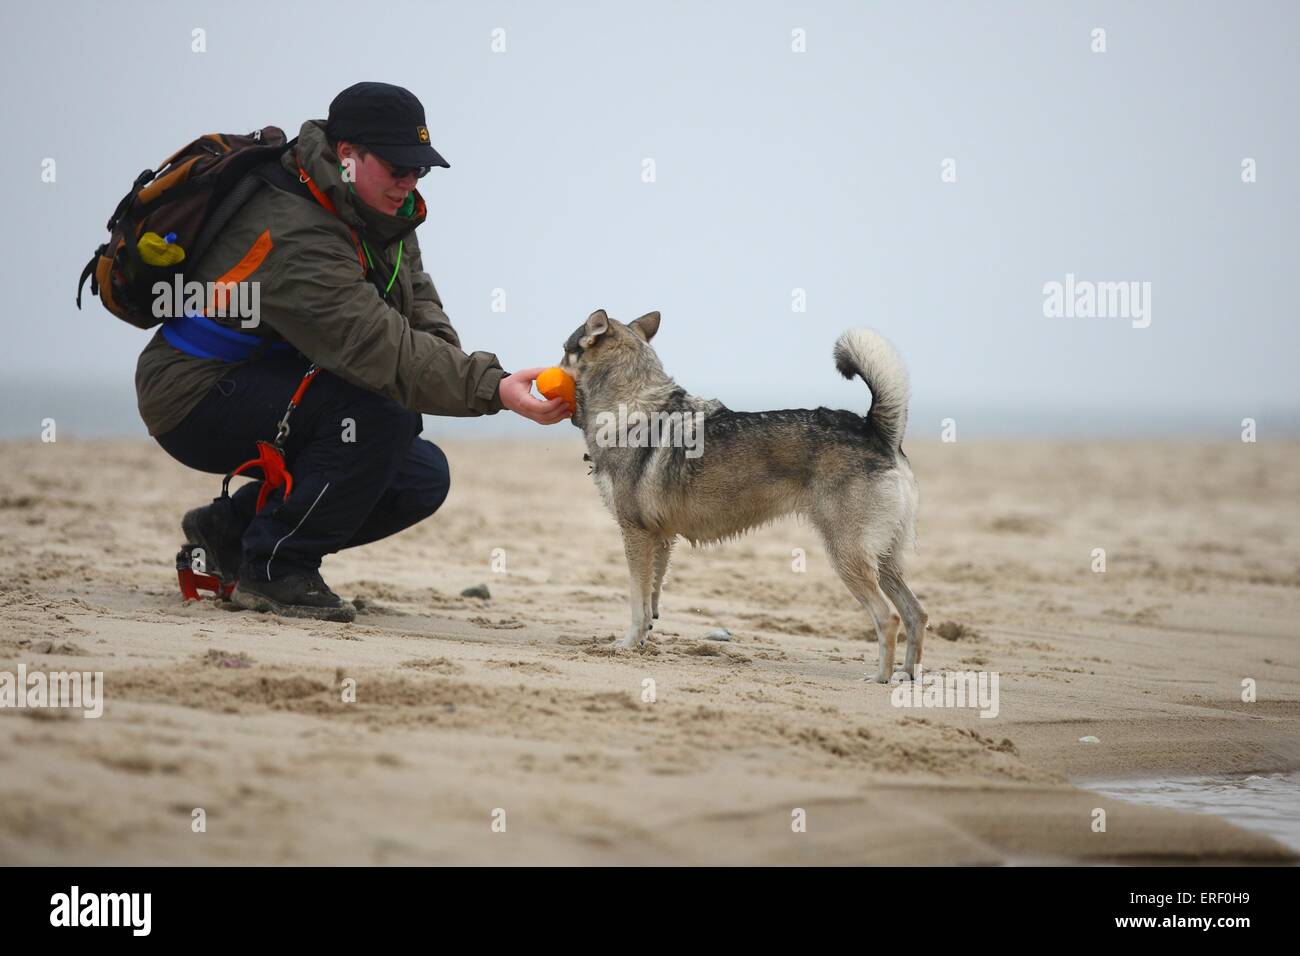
[162,311,293,362]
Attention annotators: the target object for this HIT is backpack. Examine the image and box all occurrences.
[76,126,304,329]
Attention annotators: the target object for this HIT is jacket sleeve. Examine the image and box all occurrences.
[257,217,507,417]
[404,231,462,350]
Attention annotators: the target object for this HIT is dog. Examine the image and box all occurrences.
[559,309,928,683]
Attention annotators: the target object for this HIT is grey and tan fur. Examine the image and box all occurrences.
[560,309,928,683]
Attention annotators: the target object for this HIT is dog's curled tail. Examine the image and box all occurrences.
[833,329,910,450]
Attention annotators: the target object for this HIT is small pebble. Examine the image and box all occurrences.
[704,628,732,642]
[461,584,491,600]
[1078,735,1101,744]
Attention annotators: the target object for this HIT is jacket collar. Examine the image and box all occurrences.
[287,119,426,246]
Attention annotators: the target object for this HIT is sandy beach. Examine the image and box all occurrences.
[1,435,1297,865]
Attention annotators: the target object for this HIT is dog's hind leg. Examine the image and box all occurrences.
[616,524,657,649]
[823,538,901,683]
[860,582,902,684]
[881,559,928,680]
[651,536,674,622]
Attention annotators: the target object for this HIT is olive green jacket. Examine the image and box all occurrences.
[135,119,507,436]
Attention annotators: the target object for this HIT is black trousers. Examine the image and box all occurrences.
[155,354,450,582]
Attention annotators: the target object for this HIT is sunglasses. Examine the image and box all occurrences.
[368,152,431,181]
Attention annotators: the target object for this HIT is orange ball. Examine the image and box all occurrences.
[536,367,575,407]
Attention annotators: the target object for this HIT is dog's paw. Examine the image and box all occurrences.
[862,671,892,684]
[614,629,647,651]
[890,669,914,684]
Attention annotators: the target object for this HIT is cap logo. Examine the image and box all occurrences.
[416,125,430,143]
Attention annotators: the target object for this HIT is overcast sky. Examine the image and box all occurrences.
[2,0,1296,439]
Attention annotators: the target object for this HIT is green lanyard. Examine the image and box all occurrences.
[361,237,403,296]
[341,171,406,296]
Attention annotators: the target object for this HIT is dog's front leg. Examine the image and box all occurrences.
[651,537,674,621]
[616,524,656,649]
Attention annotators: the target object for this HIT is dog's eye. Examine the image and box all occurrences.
[563,330,586,355]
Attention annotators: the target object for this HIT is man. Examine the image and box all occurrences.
[136,82,569,622]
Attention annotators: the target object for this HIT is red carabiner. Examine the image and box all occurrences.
[223,365,318,513]
[228,440,294,513]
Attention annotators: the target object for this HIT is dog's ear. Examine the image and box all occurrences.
[629,311,661,343]
[580,309,609,348]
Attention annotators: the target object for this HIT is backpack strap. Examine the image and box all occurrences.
[75,243,108,309]
[294,164,368,275]
[190,170,268,268]
[188,142,303,263]
[250,153,314,202]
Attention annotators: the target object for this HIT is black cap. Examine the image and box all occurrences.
[325,81,450,169]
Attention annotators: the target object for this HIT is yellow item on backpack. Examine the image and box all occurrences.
[137,231,186,266]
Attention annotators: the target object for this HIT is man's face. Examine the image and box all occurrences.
[336,142,421,216]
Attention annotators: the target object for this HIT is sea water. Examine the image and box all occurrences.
[1082,771,1300,852]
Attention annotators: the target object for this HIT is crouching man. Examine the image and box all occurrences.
[136,82,568,622]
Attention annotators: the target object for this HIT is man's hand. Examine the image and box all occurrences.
[498,367,571,425]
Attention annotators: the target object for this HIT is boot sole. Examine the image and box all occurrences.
[229,587,357,623]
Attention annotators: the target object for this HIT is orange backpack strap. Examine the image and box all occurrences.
[297,165,367,274]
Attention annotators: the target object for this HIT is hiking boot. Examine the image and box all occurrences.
[230,569,356,623]
[181,498,245,587]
